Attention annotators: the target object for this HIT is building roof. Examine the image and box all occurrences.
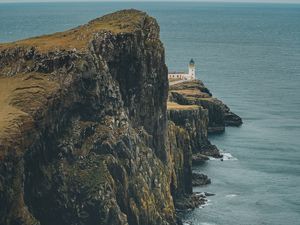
[189,58,195,65]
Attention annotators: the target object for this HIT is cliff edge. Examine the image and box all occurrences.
[169,80,242,134]
[168,80,242,160]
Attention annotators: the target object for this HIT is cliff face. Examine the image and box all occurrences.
[0,10,180,225]
[168,80,242,158]
[169,80,242,134]
[167,103,209,153]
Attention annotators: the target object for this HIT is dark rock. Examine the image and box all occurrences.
[192,173,211,186]
[224,111,243,126]
[174,193,207,211]
[204,192,215,197]
[168,121,193,197]
[192,153,209,165]
[199,143,223,158]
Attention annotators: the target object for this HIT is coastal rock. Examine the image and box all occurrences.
[167,83,223,158]
[204,192,215,197]
[174,193,206,211]
[169,80,242,134]
[192,173,211,186]
[168,121,193,197]
[192,153,209,165]
[167,102,209,153]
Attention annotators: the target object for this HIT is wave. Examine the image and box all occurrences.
[209,152,238,161]
[199,199,211,209]
[183,220,217,225]
[222,152,238,161]
[225,194,238,198]
[200,223,217,225]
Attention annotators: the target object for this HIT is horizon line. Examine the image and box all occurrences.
[1,0,300,4]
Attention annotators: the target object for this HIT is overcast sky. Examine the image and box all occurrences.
[0,0,300,3]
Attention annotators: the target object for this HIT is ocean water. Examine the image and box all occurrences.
[1,2,300,225]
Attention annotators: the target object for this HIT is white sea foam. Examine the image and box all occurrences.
[208,151,238,161]
[183,222,192,225]
[200,223,217,225]
[198,199,211,209]
[222,152,238,161]
[225,194,238,198]
[195,192,205,196]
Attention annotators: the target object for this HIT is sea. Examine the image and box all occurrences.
[0,2,299,225]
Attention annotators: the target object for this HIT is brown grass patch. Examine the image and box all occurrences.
[171,89,211,98]
[167,102,199,111]
[0,73,59,151]
[168,78,182,82]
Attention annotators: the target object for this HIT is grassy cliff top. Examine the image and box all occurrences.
[169,80,212,99]
[0,73,59,152]
[0,9,148,53]
[169,80,203,90]
[167,102,200,111]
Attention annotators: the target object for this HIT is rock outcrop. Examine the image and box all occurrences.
[0,10,181,225]
[167,84,222,157]
[169,80,242,134]
[192,173,211,186]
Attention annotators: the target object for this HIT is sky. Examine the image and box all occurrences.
[0,0,300,3]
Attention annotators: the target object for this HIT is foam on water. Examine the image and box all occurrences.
[221,152,238,161]
[199,223,217,225]
[209,152,238,161]
[225,194,238,198]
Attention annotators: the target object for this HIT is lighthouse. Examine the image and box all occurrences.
[188,58,196,80]
[168,59,196,80]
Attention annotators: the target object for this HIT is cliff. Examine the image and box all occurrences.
[167,80,242,159]
[0,10,180,225]
[166,80,242,212]
[169,80,242,134]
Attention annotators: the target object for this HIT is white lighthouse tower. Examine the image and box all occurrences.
[188,58,196,80]
[167,59,196,80]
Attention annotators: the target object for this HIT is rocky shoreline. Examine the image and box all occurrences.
[167,79,242,214]
[0,9,241,225]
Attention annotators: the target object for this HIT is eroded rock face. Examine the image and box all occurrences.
[169,80,242,134]
[0,10,178,225]
[167,107,209,153]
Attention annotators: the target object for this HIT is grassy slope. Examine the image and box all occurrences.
[0,73,59,153]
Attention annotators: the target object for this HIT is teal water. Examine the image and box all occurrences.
[1,2,300,225]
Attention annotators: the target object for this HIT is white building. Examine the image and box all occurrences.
[168,59,196,80]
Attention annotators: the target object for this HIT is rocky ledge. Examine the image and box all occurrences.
[192,173,211,186]
[169,80,242,134]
